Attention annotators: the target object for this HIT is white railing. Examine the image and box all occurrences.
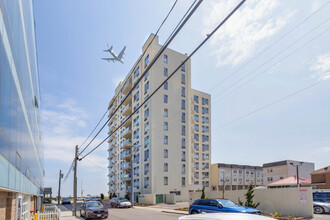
[38,205,61,220]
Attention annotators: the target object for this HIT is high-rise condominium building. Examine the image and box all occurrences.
[107,34,211,201]
[0,1,44,219]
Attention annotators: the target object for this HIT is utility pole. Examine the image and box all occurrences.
[57,170,63,204]
[222,172,225,199]
[290,162,303,187]
[73,145,78,216]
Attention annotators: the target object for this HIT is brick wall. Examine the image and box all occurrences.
[0,192,8,220]
[6,192,16,220]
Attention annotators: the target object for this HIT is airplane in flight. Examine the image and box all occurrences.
[102,43,126,64]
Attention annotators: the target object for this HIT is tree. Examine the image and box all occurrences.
[125,193,130,200]
[113,193,117,198]
[239,183,259,208]
[100,193,104,200]
[201,187,205,199]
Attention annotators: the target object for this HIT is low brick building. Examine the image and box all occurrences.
[309,166,330,189]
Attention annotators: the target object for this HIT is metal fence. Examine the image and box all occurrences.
[37,205,61,220]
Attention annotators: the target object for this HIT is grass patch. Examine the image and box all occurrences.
[174,207,189,211]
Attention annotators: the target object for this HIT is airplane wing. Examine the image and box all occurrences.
[102,58,115,62]
[118,46,126,60]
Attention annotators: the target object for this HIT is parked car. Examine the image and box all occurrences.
[109,197,132,208]
[313,201,330,214]
[61,198,71,205]
[180,213,274,220]
[189,199,261,214]
[313,191,330,203]
[80,201,108,219]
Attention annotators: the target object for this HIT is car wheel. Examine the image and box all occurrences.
[191,210,199,214]
[117,204,120,208]
[314,205,325,214]
[80,210,83,217]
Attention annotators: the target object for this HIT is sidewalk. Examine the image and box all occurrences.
[134,202,189,215]
[55,204,81,220]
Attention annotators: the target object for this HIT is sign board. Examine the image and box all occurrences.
[299,189,308,205]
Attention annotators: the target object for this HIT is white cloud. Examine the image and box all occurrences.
[202,0,293,66]
[310,52,330,81]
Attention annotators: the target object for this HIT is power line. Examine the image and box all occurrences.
[208,1,330,93]
[80,0,247,160]
[62,159,75,184]
[78,0,181,155]
[214,27,330,102]
[214,80,325,130]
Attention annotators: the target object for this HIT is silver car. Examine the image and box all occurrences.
[313,201,330,214]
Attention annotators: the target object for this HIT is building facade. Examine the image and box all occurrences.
[0,0,44,219]
[210,163,263,191]
[263,160,315,186]
[107,34,211,201]
[308,166,330,189]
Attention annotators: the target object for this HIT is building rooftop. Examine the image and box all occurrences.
[310,166,330,175]
[267,176,311,186]
[216,163,262,169]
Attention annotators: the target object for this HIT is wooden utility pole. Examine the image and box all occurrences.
[58,170,62,204]
[73,145,78,216]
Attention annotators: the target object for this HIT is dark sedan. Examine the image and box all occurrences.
[61,198,71,205]
[80,201,108,219]
[109,197,132,208]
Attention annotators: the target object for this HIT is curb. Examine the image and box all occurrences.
[161,211,188,215]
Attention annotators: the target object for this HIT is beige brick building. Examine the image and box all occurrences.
[107,34,211,201]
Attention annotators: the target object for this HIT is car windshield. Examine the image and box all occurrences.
[119,198,129,202]
[63,198,69,201]
[217,200,239,207]
[86,202,103,207]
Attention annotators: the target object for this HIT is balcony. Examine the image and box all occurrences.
[121,104,132,117]
[108,150,116,160]
[122,79,132,95]
[121,115,132,128]
[121,150,131,161]
[109,114,116,125]
[121,139,132,149]
[121,162,131,171]
[121,127,132,139]
[121,174,131,182]
[122,93,132,106]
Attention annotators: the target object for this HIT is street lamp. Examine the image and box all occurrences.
[290,162,303,187]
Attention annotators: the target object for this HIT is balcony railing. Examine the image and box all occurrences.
[121,127,131,137]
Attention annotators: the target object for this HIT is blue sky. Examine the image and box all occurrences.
[34,0,330,196]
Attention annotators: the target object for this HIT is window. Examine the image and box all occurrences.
[194,153,199,160]
[164,108,168,117]
[246,171,250,174]
[202,135,209,142]
[182,138,186,148]
[194,134,199,141]
[181,112,186,122]
[182,165,186,174]
[144,122,149,133]
[194,172,199,179]
[144,81,149,93]
[202,98,208,105]
[144,150,149,161]
[134,179,140,189]
[145,54,149,67]
[144,94,150,107]
[181,99,185,109]
[202,107,209,114]
[144,108,149,120]
[181,87,185,97]
[194,95,199,103]
[134,155,139,164]
[134,67,140,78]
[144,164,149,175]
[194,143,199,151]
[202,126,209,132]
[134,167,140,176]
[133,129,139,139]
[164,68,168,76]
[164,149,168,158]
[144,71,149,80]
[194,124,199,131]
[134,104,140,112]
[134,91,139,102]
[202,144,209,151]
[133,117,139,127]
[164,177,168,185]
[181,74,185,84]
[181,152,186,161]
[194,114,199,122]
[202,116,209,123]
[164,94,168,103]
[144,177,149,188]
[164,54,168,63]
[194,105,199,112]
[181,62,185,72]
[164,135,168,144]
[202,153,209,160]
[181,125,185,135]
[182,177,186,187]
[164,163,168,172]
[164,122,168,131]
[144,136,149,147]
[164,82,168,90]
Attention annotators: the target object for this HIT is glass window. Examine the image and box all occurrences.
[164,135,168,144]
[181,62,185,72]
[164,82,168,90]
[144,136,149,147]
[202,144,209,151]
[144,177,149,188]
[194,95,199,103]
[194,105,199,112]
[194,153,199,160]
[181,100,185,109]
[164,149,168,158]
[134,67,140,78]
[182,177,186,187]
[181,87,185,97]
[164,68,168,76]
[202,135,209,142]
[202,107,209,114]
[164,94,168,103]
[164,108,168,117]
[182,138,186,148]
[133,129,140,139]
[194,114,199,122]
[144,122,149,133]
[202,116,209,123]
[164,177,168,185]
[181,74,185,84]
[164,122,168,131]
[181,125,185,135]
[134,91,139,102]
[194,124,199,131]
[145,54,149,67]
[181,112,186,122]
[194,134,199,141]
[144,164,149,175]
[164,54,168,63]
[144,71,149,80]
[182,152,186,161]
[202,98,208,105]
[164,163,168,172]
[144,108,149,120]
[144,81,149,93]
[144,150,149,161]
[194,143,199,150]
[133,117,139,127]
[182,165,186,174]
